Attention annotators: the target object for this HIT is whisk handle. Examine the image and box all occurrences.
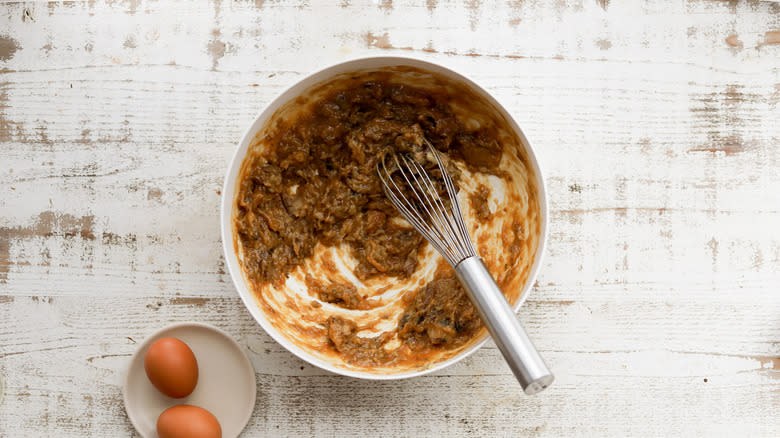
[454,256,554,395]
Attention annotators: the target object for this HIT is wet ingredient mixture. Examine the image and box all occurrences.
[234,71,536,370]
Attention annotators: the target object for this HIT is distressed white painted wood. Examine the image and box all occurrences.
[0,0,778,436]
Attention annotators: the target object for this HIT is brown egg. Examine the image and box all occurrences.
[157,405,222,438]
[144,337,198,398]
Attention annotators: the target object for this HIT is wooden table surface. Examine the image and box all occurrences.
[1,0,779,436]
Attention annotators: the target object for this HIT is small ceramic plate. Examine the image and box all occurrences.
[123,322,256,437]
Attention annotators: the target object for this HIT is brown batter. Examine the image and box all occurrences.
[234,69,539,370]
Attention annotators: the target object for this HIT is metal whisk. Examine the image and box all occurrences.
[378,139,553,395]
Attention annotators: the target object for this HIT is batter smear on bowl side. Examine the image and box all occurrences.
[233,67,540,373]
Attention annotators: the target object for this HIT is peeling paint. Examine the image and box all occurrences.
[759,30,780,47]
[706,237,719,271]
[101,232,138,248]
[123,35,137,49]
[147,187,163,201]
[0,237,9,283]
[0,36,20,61]
[757,356,780,373]
[123,0,141,14]
[362,33,527,60]
[207,29,227,70]
[86,353,131,363]
[725,34,742,48]
[539,300,575,306]
[466,0,482,31]
[169,297,210,306]
[596,38,612,50]
[0,212,96,274]
[689,136,745,155]
[365,31,392,49]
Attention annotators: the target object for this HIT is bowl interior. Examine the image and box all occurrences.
[221,56,548,379]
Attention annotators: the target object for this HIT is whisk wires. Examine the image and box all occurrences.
[377,139,478,267]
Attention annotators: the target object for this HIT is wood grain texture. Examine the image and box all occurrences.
[0,0,778,436]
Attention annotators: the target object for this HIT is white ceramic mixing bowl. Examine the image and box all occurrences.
[220,56,548,380]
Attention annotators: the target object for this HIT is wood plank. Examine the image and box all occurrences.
[0,296,777,436]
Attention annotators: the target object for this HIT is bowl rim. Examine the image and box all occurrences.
[220,55,548,380]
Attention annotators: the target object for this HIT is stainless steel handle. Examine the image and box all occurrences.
[454,256,553,395]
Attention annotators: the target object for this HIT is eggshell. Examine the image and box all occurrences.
[157,405,222,438]
[144,337,198,398]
